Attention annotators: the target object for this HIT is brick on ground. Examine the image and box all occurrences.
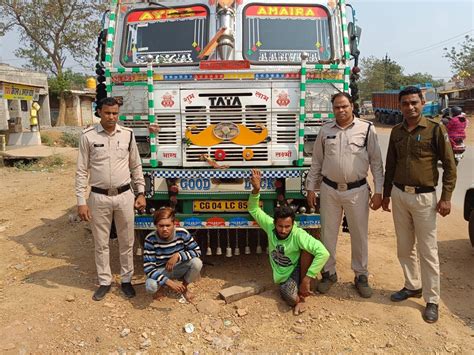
[219,282,265,304]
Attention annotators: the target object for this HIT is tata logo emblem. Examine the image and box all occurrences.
[209,96,242,107]
[161,93,174,107]
[276,92,290,106]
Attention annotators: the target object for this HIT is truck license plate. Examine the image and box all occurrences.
[193,200,249,212]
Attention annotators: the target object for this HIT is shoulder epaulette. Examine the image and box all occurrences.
[359,118,373,126]
[120,126,133,132]
[426,117,441,126]
[82,125,96,134]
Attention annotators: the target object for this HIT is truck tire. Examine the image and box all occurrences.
[469,210,474,247]
[375,111,381,122]
[388,113,396,125]
[396,113,403,124]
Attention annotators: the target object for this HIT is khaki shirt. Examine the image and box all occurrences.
[75,124,145,206]
[306,117,384,193]
[383,117,456,201]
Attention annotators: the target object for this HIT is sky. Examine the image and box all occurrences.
[0,0,473,81]
[351,0,473,80]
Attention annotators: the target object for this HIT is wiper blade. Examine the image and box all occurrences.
[147,1,171,9]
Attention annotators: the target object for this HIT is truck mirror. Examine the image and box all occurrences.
[347,22,362,57]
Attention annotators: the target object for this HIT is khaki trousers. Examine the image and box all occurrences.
[391,186,439,304]
[88,189,135,285]
[320,182,370,277]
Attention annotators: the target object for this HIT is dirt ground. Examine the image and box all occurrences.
[0,142,473,353]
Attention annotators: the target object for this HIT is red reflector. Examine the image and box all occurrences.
[199,60,250,70]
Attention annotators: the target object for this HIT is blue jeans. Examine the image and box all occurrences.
[145,258,203,294]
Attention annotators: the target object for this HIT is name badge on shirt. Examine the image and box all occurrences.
[93,144,105,147]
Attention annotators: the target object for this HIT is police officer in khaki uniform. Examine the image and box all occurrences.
[306,92,384,298]
[76,97,146,301]
[382,86,456,323]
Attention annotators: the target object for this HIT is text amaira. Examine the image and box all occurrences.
[256,6,317,17]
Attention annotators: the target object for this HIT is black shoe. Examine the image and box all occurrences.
[317,272,337,294]
[354,275,373,298]
[422,303,438,323]
[121,282,136,298]
[390,287,422,302]
[92,285,111,301]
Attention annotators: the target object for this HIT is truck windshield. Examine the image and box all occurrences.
[121,6,209,66]
[243,4,332,64]
[423,88,436,102]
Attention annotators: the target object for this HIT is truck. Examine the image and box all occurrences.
[372,84,439,125]
[94,0,361,253]
[360,100,373,115]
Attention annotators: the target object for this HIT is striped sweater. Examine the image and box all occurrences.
[143,228,201,286]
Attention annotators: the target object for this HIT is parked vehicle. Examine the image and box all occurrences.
[463,185,474,247]
[451,139,466,165]
[372,84,439,125]
[94,0,362,246]
[360,100,373,115]
[441,106,467,165]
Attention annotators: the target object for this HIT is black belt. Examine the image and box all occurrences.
[394,183,435,194]
[323,177,367,191]
[91,184,131,196]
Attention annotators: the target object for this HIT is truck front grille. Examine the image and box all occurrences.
[183,102,270,163]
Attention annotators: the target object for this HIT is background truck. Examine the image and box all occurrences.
[360,100,373,115]
[95,0,361,254]
[372,84,439,125]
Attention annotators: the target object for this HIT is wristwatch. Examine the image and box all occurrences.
[136,192,145,197]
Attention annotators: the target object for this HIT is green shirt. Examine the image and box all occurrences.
[383,117,457,201]
[248,193,329,284]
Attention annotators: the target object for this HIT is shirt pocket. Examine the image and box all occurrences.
[91,144,108,161]
[348,136,366,154]
[393,136,406,157]
[324,139,338,155]
[116,143,129,160]
[413,140,433,158]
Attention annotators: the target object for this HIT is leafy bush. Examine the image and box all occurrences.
[40,132,54,146]
[13,154,64,171]
[60,132,79,147]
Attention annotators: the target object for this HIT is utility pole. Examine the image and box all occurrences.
[383,53,390,91]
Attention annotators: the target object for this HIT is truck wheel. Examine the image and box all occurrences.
[388,113,396,125]
[375,111,380,122]
[469,210,474,247]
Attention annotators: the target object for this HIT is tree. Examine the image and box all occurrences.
[48,70,87,96]
[358,55,404,101]
[444,35,474,79]
[358,56,444,101]
[0,0,105,126]
[402,73,444,88]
